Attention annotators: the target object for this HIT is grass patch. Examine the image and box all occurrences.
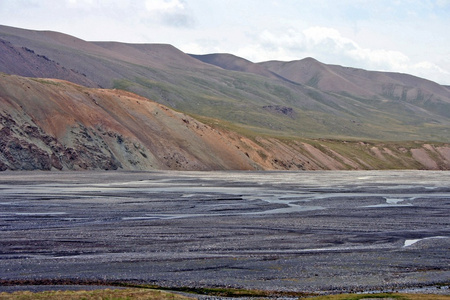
[1,280,448,299]
[0,288,193,300]
[114,283,313,298]
[309,293,450,300]
[1,289,449,300]
[30,78,62,86]
[112,79,134,90]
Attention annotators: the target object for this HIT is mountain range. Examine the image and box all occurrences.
[1,24,449,171]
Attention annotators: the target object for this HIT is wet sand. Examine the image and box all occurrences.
[0,170,449,294]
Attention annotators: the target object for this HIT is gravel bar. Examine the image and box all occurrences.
[0,170,449,295]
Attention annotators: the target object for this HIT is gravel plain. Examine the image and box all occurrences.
[0,170,449,295]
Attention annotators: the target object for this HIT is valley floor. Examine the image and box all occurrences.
[0,170,449,295]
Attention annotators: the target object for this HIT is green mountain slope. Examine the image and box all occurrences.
[1,24,449,142]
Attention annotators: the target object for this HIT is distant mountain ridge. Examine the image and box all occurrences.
[195,54,450,118]
[1,24,450,143]
[0,38,98,87]
[189,53,278,79]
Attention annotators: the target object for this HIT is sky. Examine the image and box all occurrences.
[1,0,450,85]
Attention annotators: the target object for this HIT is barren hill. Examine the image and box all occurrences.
[1,73,450,171]
[0,74,260,171]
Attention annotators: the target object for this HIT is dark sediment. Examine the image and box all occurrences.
[0,170,449,295]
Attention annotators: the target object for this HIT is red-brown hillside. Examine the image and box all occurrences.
[1,73,450,171]
[0,74,260,170]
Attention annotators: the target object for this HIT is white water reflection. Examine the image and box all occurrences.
[385,198,400,204]
[404,239,421,247]
[0,212,67,216]
[403,236,449,247]
[363,196,416,208]
[2,170,450,224]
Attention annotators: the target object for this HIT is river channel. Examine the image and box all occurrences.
[0,170,449,294]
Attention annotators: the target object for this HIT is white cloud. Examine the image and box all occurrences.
[145,0,185,12]
[435,0,450,7]
[234,26,450,84]
[303,27,357,51]
[409,61,450,83]
[65,0,97,8]
[143,0,194,27]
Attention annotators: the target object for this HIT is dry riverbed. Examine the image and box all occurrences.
[0,170,449,295]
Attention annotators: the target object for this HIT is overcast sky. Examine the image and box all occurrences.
[1,0,449,84]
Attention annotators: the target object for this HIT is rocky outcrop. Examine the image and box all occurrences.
[0,112,121,171]
[262,105,295,118]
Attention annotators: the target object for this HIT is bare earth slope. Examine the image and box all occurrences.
[0,74,259,171]
[1,73,450,171]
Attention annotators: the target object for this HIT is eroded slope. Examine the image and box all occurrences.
[0,74,261,170]
[1,74,450,171]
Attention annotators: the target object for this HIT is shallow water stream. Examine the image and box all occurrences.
[1,170,449,293]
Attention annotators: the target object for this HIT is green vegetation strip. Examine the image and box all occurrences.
[0,288,193,300]
[116,282,313,298]
[1,280,449,299]
[310,293,450,300]
[0,280,312,298]
[1,290,449,300]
